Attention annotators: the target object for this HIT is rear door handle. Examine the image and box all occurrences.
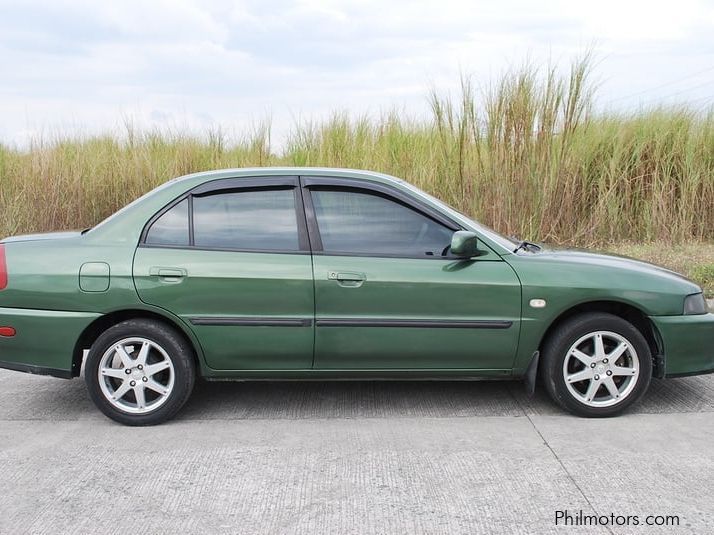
[149,267,187,282]
[328,271,366,287]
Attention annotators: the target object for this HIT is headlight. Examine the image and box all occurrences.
[683,293,708,315]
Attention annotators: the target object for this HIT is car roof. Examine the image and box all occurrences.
[169,167,405,186]
[86,166,513,256]
[87,167,405,242]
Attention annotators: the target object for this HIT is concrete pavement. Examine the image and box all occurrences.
[0,369,712,534]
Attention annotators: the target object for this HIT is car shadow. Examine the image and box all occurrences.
[176,374,714,421]
[0,370,711,421]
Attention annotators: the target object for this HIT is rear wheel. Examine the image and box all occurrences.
[85,319,195,426]
[542,312,652,417]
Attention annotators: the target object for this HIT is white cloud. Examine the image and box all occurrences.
[0,0,712,148]
[572,0,712,42]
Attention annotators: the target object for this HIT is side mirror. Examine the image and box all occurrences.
[450,231,479,258]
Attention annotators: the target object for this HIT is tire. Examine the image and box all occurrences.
[85,319,195,426]
[541,312,652,417]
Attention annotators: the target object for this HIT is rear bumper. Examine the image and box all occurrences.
[0,307,99,378]
[0,359,73,379]
[650,313,714,377]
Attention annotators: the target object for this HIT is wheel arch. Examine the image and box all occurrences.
[71,307,205,378]
[538,300,665,378]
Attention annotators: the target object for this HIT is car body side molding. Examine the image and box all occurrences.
[188,317,313,327]
[314,318,513,329]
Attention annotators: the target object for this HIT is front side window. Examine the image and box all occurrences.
[193,188,299,251]
[145,199,189,246]
[311,189,453,257]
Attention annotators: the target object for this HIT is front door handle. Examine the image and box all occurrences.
[328,271,366,287]
[149,267,187,282]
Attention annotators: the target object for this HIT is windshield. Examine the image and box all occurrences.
[398,181,519,251]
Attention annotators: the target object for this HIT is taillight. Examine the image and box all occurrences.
[0,244,6,290]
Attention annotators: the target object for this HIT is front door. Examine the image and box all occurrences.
[133,177,315,371]
[304,179,521,370]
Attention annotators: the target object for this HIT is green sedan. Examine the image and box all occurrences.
[0,168,711,425]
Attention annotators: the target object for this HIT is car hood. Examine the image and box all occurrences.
[1,231,83,243]
[531,246,697,287]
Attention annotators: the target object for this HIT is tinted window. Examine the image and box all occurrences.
[312,189,453,256]
[193,189,299,251]
[145,199,189,246]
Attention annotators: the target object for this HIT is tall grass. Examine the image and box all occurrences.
[0,56,712,245]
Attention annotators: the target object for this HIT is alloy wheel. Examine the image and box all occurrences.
[562,330,640,407]
[97,337,175,414]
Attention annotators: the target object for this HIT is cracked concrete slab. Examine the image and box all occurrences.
[530,412,714,534]
[0,369,712,534]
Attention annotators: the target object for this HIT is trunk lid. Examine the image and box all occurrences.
[1,231,83,243]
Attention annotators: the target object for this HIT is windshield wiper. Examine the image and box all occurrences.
[513,240,542,253]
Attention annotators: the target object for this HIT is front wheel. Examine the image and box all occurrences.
[542,312,652,417]
[85,319,195,426]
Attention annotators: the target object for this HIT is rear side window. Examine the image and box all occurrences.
[193,189,299,251]
[145,199,189,246]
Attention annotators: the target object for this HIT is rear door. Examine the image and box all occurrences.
[303,177,521,371]
[133,177,315,371]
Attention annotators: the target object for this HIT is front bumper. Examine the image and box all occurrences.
[650,313,714,377]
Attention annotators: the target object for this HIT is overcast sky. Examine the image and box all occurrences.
[1,0,713,148]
